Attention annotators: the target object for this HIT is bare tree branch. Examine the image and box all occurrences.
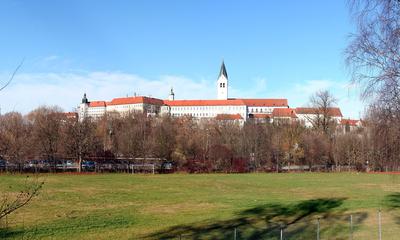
[0,59,24,92]
[0,176,44,220]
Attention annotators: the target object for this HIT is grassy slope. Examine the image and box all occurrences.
[0,173,400,239]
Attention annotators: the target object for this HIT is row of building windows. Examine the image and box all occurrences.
[249,108,271,113]
[171,106,243,111]
[172,112,221,117]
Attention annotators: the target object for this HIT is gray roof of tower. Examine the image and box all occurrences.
[219,61,228,79]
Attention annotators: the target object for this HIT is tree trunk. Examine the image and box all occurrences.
[78,155,82,173]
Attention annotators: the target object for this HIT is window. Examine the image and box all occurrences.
[220,83,223,87]
[223,83,225,88]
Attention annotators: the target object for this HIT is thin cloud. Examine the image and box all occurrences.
[0,72,365,118]
[43,55,59,62]
[0,71,215,114]
[229,77,269,99]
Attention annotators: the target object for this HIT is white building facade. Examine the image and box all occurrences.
[78,95,164,121]
[295,107,343,128]
[77,62,346,126]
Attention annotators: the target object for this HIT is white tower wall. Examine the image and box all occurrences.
[217,61,229,100]
[217,75,228,100]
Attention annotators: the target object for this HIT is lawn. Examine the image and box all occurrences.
[1,173,400,239]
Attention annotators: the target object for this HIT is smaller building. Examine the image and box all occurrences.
[271,108,297,124]
[215,113,244,125]
[295,107,343,128]
[340,118,363,133]
[78,94,164,121]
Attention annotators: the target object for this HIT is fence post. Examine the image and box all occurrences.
[280,227,283,240]
[378,210,382,240]
[317,218,320,240]
[234,227,237,240]
[350,214,353,240]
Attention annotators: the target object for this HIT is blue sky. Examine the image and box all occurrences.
[0,0,364,118]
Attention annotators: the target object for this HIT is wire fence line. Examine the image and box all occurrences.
[168,210,398,240]
[0,209,399,239]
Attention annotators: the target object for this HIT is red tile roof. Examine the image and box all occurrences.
[89,101,107,107]
[163,98,288,107]
[107,96,164,106]
[164,99,245,106]
[239,99,288,107]
[87,96,288,108]
[295,107,343,117]
[341,119,361,126]
[272,108,297,118]
[215,114,243,120]
[251,113,272,119]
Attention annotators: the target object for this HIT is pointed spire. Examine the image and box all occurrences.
[219,60,228,79]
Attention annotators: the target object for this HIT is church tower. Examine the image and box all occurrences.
[217,61,228,100]
[79,93,89,121]
[168,87,175,101]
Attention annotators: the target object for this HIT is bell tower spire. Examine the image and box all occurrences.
[168,87,175,101]
[217,60,228,100]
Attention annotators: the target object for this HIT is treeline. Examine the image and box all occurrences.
[0,105,394,173]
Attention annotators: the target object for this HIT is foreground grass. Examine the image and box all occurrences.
[1,173,400,239]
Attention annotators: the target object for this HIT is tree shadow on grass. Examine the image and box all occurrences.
[384,193,400,209]
[383,192,400,224]
[145,198,367,240]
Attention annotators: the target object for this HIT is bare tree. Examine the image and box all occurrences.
[112,113,152,161]
[173,117,205,172]
[0,176,43,222]
[0,112,30,172]
[346,0,400,170]
[333,132,363,171]
[301,130,331,171]
[28,106,65,172]
[151,115,176,162]
[0,62,44,227]
[63,117,99,172]
[242,121,274,171]
[280,122,305,170]
[308,90,338,134]
[0,60,23,92]
[346,0,400,110]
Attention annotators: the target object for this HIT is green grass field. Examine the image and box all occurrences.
[1,173,400,239]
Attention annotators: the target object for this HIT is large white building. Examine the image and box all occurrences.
[78,62,289,122]
[78,94,164,121]
[77,62,345,126]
